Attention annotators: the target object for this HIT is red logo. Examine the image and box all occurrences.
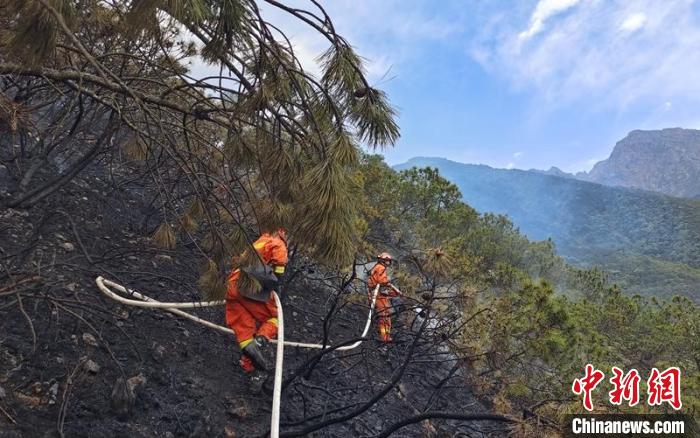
[647,367,682,410]
[609,367,640,407]
[573,366,682,411]
[572,364,605,411]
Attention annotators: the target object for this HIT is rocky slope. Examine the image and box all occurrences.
[579,128,700,199]
[0,166,503,437]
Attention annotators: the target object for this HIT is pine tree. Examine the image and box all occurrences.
[1,0,399,296]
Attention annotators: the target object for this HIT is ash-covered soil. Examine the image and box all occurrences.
[0,166,506,437]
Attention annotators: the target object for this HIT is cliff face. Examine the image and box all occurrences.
[581,128,700,199]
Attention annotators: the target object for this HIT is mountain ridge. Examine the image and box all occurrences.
[394,156,700,301]
[524,128,700,198]
[578,128,700,199]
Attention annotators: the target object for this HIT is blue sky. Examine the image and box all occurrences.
[259,0,700,172]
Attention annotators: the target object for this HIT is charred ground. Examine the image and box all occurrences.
[0,165,508,437]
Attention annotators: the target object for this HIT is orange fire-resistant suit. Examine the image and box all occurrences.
[368,262,400,342]
[225,232,288,372]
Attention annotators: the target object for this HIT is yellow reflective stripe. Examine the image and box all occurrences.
[239,338,254,349]
[267,318,278,327]
[273,265,285,274]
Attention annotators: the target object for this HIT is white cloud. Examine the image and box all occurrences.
[620,12,647,32]
[506,162,516,169]
[257,0,462,82]
[663,101,673,111]
[286,35,324,77]
[518,0,582,41]
[471,0,700,110]
[513,151,523,158]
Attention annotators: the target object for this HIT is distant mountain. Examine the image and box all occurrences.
[395,157,700,302]
[531,166,574,179]
[578,128,700,199]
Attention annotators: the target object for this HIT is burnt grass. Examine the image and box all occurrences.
[0,167,507,437]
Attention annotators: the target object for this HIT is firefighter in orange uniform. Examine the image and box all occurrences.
[225,228,287,389]
[367,252,402,342]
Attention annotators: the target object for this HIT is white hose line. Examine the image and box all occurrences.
[95,277,379,438]
[95,277,378,350]
[95,277,378,438]
[271,290,284,438]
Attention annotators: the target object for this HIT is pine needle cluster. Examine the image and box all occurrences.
[1,0,400,297]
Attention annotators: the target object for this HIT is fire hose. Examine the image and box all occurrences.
[95,276,379,437]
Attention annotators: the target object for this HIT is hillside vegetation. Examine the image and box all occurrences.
[397,157,700,302]
[361,156,700,427]
[2,144,697,436]
[1,1,698,436]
